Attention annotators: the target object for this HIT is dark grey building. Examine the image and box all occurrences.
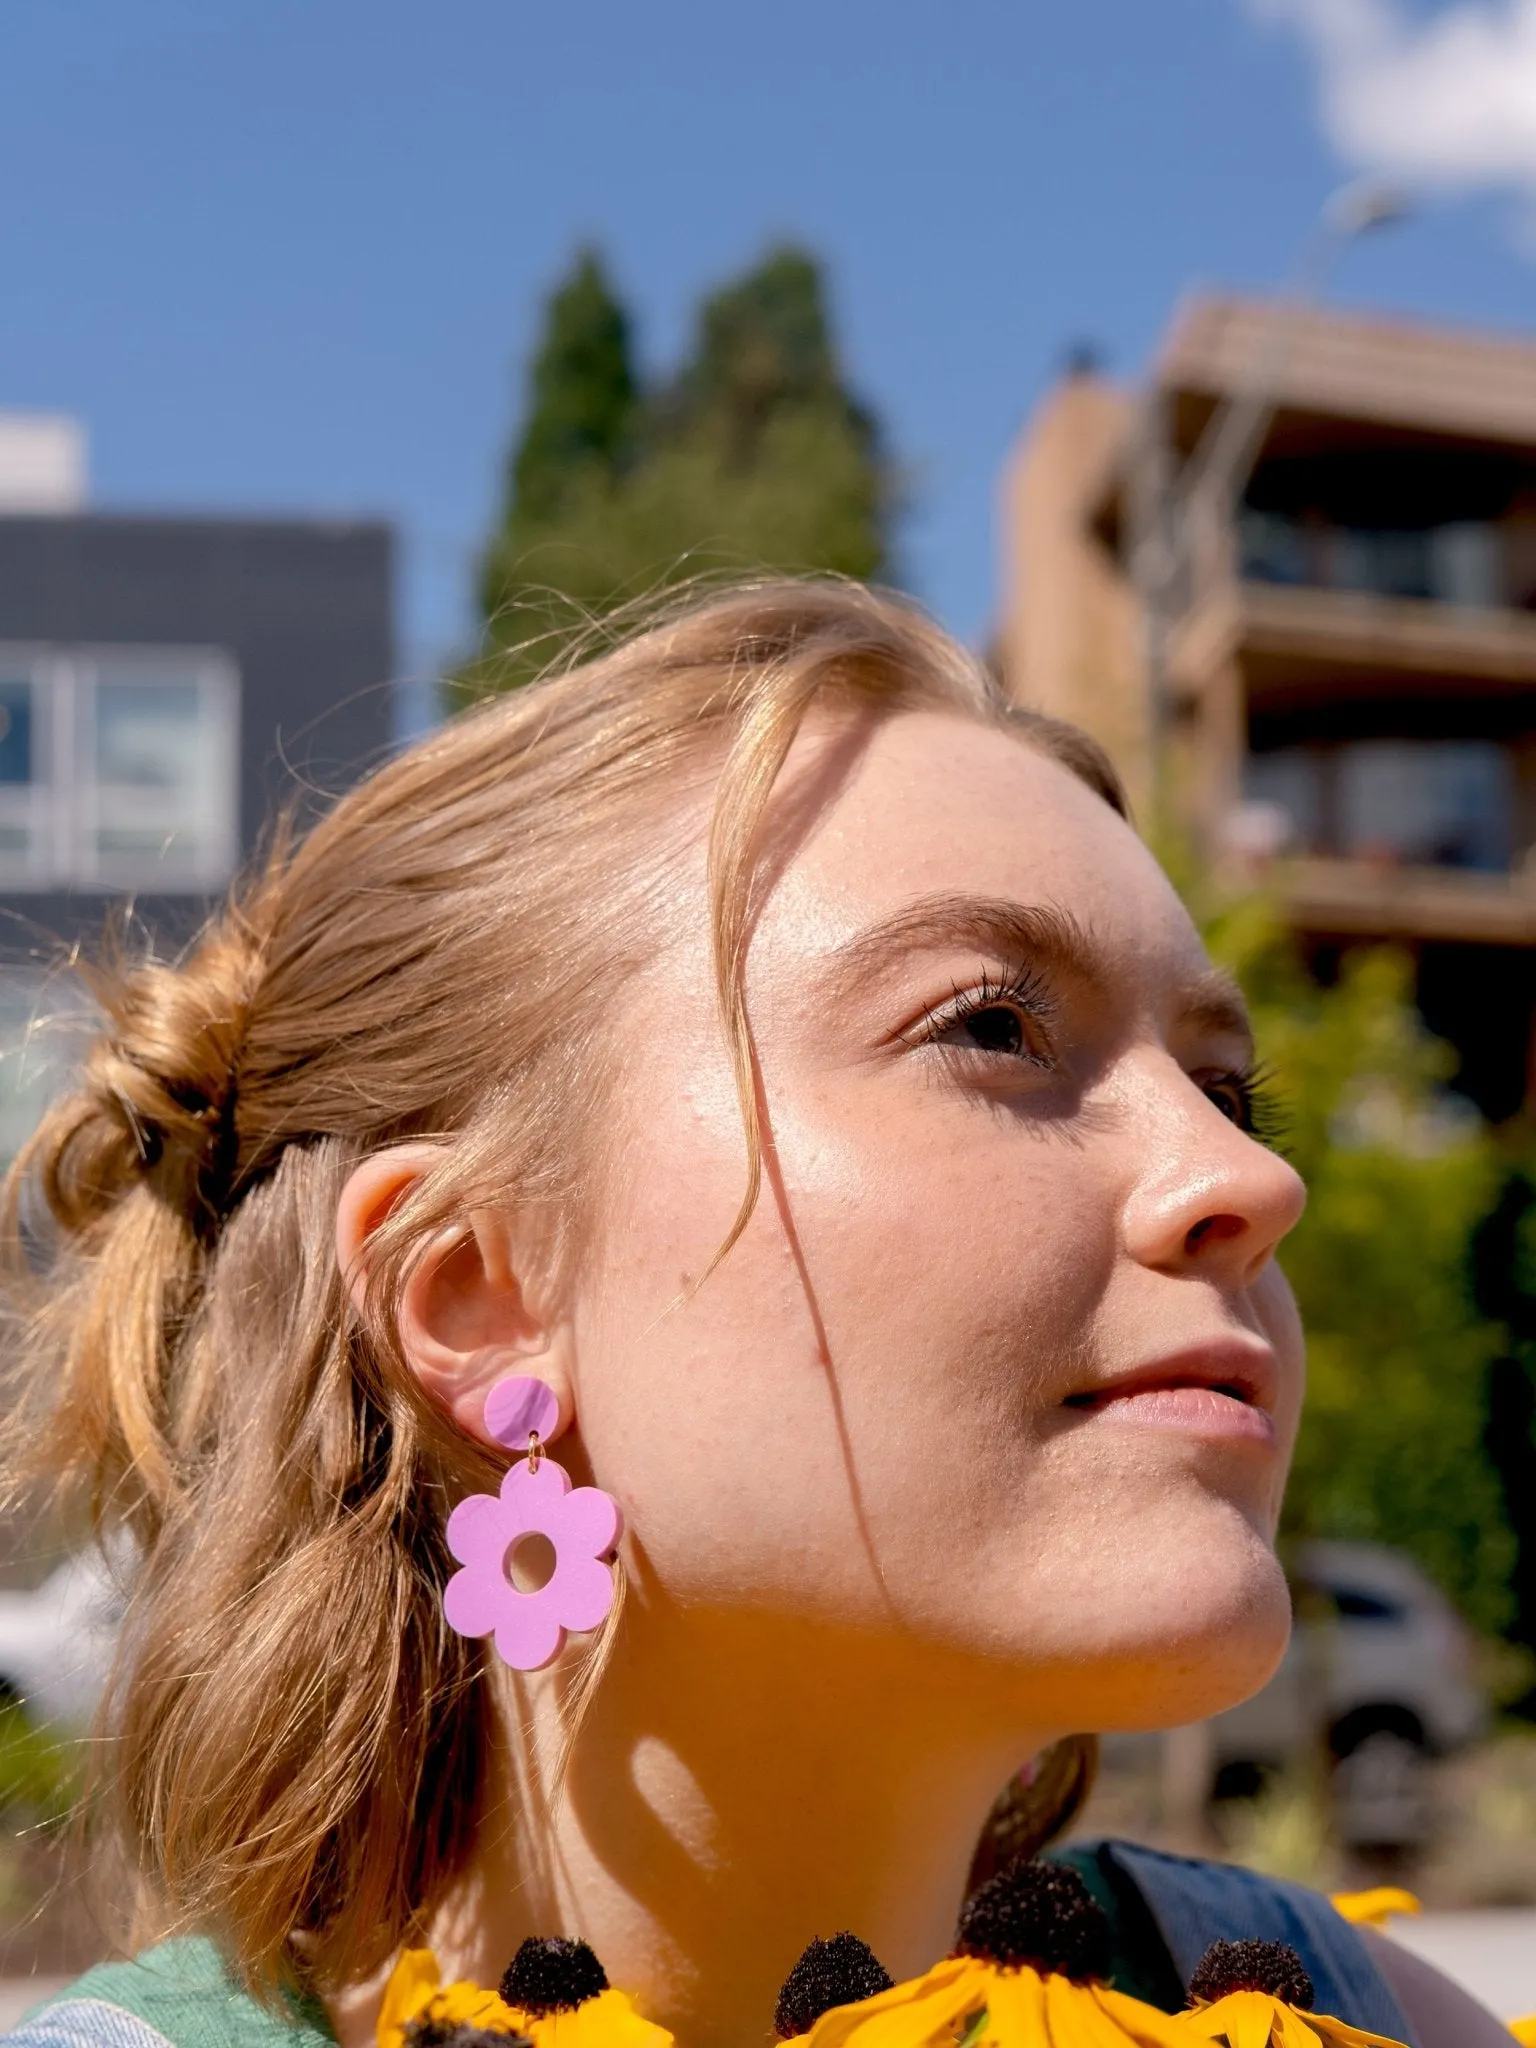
[0,507,395,1150]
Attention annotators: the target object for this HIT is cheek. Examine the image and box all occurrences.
[574,1057,1122,1619]
[772,1085,1116,1417]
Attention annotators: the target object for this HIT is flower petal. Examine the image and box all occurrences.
[446,1491,509,1568]
[504,1456,573,1517]
[376,1950,442,2048]
[494,1594,565,1671]
[548,1553,617,1634]
[788,1956,987,2048]
[443,1563,507,1640]
[1091,1984,1194,2046]
[552,1483,622,1557]
[521,1989,674,2048]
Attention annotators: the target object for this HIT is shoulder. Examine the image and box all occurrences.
[4,1942,334,2048]
[0,1998,176,2048]
[1358,1924,1518,2048]
[1058,1837,1470,2043]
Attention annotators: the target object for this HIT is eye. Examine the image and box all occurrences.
[1199,1063,1288,1149]
[948,1000,1028,1057]
[1204,1074,1251,1126]
[915,967,1057,1067]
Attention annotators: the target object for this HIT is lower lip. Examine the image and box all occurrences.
[1069,1385,1277,1445]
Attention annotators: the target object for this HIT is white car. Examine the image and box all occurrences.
[0,1550,125,1731]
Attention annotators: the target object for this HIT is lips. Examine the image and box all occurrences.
[1062,1340,1280,1445]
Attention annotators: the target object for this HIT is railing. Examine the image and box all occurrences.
[1238,513,1514,610]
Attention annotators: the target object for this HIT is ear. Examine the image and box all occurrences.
[334,1143,574,1450]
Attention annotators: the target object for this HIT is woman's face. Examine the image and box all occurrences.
[571,707,1307,1732]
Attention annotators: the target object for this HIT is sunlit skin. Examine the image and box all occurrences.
[335,709,1318,2048]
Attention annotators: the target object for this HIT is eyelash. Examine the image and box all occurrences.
[912,967,1291,1149]
[1204,1060,1291,1151]
[910,965,1059,1066]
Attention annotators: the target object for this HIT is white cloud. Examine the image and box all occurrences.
[1251,0,1536,192]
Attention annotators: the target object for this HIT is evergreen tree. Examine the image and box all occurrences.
[469,243,894,695]
[506,247,637,525]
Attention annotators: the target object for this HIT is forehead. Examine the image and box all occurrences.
[755,708,1206,982]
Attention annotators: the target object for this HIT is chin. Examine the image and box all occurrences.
[1104,1537,1295,1732]
[980,1502,1296,1733]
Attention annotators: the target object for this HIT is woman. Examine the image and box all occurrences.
[0,581,1511,2047]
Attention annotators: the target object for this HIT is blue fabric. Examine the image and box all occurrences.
[1096,1838,1419,2044]
[3,2001,175,2048]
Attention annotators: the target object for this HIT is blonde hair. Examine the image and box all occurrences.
[2,578,1122,1995]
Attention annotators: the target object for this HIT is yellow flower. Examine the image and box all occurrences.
[376,1950,525,2048]
[784,1953,1192,2047]
[1174,1990,1410,2048]
[502,1988,676,2048]
[1507,2020,1536,2048]
[1327,1891,1420,1930]
[375,1950,676,2048]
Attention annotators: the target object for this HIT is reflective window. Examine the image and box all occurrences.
[0,681,34,786]
[1240,513,1508,609]
[1244,739,1514,873]
[0,647,238,890]
[1341,740,1511,873]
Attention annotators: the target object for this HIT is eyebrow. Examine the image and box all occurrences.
[821,891,1255,1056]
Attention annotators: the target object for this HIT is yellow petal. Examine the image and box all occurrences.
[435,1985,526,2033]
[1085,1983,1199,2048]
[375,1949,527,2048]
[1039,1973,1189,2047]
[1180,1989,1293,2048]
[1507,2018,1536,2047]
[513,1989,675,2048]
[377,1952,445,2048]
[972,1966,1049,2043]
[1174,1990,1412,2048]
[785,1956,994,2048]
[1328,1890,1421,1929]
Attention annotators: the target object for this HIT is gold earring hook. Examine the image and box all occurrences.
[526,1431,543,1475]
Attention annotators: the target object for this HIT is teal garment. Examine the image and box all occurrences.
[17,1940,333,2048]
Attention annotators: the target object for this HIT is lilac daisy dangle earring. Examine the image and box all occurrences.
[441,1375,623,1672]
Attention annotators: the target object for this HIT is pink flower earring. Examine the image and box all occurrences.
[441,1375,622,1672]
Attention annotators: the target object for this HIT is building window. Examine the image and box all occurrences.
[0,647,238,891]
[1245,738,1514,873]
[1239,513,1507,609]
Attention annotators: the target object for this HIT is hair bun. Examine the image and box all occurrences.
[46,922,265,1234]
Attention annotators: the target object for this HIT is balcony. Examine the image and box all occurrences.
[1275,857,1536,948]
[1168,579,1536,712]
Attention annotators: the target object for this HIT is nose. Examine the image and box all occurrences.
[1120,1058,1307,1288]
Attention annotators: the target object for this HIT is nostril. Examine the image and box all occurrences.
[1185,1213,1247,1256]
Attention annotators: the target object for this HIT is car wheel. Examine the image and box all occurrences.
[1332,1726,1432,1852]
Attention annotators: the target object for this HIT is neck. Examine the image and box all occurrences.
[448,1610,1057,2048]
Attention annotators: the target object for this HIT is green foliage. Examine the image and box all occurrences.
[506,247,639,527]
[1202,899,1515,1635]
[0,1703,80,1825]
[470,245,895,695]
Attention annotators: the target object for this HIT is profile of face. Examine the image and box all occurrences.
[546,705,1307,1737]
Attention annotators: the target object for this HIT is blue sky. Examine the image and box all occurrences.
[2,0,1533,677]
